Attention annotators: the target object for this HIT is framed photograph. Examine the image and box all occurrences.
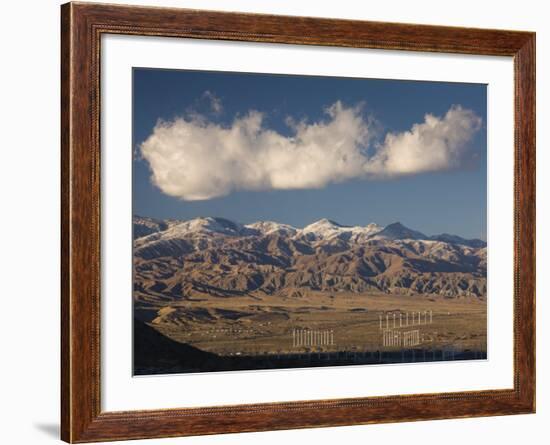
[61,2,535,442]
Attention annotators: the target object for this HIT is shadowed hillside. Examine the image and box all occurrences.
[133,319,227,374]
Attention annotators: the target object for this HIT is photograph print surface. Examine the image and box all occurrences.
[132,68,487,375]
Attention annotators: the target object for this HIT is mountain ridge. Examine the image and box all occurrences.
[133,215,485,247]
[133,215,487,300]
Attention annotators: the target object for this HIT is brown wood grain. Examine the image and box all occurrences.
[60,2,536,442]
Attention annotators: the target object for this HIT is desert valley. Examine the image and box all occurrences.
[133,215,487,374]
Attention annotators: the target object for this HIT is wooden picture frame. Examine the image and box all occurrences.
[61,2,535,442]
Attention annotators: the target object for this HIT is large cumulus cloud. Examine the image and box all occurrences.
[140,100,482,201]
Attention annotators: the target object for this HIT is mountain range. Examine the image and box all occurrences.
[133,216,487,302]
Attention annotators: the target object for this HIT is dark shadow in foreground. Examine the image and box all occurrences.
[134,319,487,376]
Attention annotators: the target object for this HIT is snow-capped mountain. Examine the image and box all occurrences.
[133,215,168,239]
[134,215,484,247]
[429,233,487,248]
[300,218,382,241]
[245,221,298,237]
[133,215,487,299]
[166,216,251,236]
[135,216,385,241]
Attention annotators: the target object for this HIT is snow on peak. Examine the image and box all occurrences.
[165,217,246,237]
[363,223,384,235]
[135,216,469,245]
[245,221,298,236]
[302,218,344,233]
[133,215,168,239]
[301,219,382,240]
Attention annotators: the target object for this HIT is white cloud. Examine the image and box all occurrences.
[140,100,482,201]
[202,90,222,114]
[366,106,482,177]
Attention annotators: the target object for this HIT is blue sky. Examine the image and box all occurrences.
[133,68,487,240]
